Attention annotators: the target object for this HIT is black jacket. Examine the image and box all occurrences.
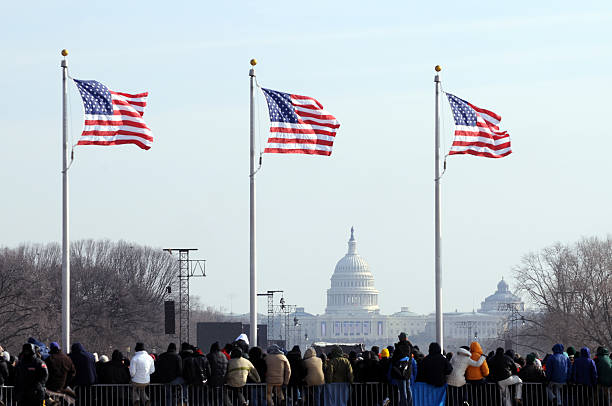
[15,355,48,402]
[0,357,9,386]
[98,351,130,384]
[488,349,518,383]
[419,343,452,387]
[518,363,546,383]
[183,353,211,386]
[207,350,228,387]
[355,352,381,383]
[287,348,306,387]
[155,349,183,383]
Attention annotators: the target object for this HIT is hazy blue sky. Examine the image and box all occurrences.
[2,1,611,316]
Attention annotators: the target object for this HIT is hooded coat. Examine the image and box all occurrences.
[264,345,291,385]
[325,346,353,383]
[419,343,452,387]
[595,347,612,386]
[287,346,306,386]
[155,344,182,383]
[571,347,597,385]
[447,347,485,387]
[355,351,381,383]
[487,348,518,383]
[303,348,325,386]
[545,344,570,384]
[225,356,259,387]
[465,342,489,381]
[207,342,229,387]
[15,346,48,403]
[69,343,97,386]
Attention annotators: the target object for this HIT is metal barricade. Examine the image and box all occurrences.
[0,382,611,405]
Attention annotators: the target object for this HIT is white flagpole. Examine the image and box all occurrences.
[61,49,71,351]
[249,59,258,347]
[434,65,443,350]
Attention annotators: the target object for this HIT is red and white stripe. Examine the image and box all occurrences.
[265,94,340,156]
[78,91,152,150]
[450,101,511,158]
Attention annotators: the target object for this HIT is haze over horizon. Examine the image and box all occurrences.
[2,1,611,317]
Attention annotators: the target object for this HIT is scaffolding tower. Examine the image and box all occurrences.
[164,248,206,344]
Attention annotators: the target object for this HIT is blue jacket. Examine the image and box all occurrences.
[571,347,597,385]
[546,344,570,383]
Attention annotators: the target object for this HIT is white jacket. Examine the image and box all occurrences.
[447,348,485,387]
[129,351,155,384]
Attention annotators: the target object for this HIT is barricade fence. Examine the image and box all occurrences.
[0,382,611,406]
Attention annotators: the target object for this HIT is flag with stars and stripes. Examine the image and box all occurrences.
[74,79,153,150]
[261,88,340,156]
[446,93,511,158]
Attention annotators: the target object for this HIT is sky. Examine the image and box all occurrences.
[2,1,611,317]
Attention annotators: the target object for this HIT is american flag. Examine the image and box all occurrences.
[74,79,153,150]
[261,88,340,156]
[446,93,511,158]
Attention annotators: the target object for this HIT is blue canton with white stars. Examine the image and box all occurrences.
[447,93,477,126]
[261,88,299,123]
[74,79,113,114]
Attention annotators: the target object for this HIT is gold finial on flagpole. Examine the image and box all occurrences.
[435,65,442,72]
[61,49,69,57]
[250,58,257,66]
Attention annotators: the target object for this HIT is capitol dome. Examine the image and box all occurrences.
[325,227,380,314]
[479,277,524,313]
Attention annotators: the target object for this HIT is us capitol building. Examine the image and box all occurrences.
[290,228,524,348]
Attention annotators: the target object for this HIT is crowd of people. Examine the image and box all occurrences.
[1,333,612,406]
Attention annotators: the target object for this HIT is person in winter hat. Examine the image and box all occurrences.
[15,343,48,406]
[129,342,155,406]
[488,347,523,406]
[45,342,75,393]
[265,344,291,406]
[518,353,546,383]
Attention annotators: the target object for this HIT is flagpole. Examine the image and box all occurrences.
[434,65,443,350]
[61,49,71,351]
[249,59,258,347]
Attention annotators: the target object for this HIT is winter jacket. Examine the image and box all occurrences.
[45,351,76,391]
[0,357,10,386]
[183,353,210,385]
[155,348,182,383]
[487,348,518,383]
[303,348,324,386]
[325,347,353,383]
[571,347,597,385]
[378,357,392,383]
[69,343,97,386]
[545,344,570,383]
[595,347,612,386]
[248,347,267,383]
[465,342,489,381]
[447,348,485,387]
[207,350,229,387]
[98,353,130,385]
[518,363,546,383]
[265,348,291,385]
[355,351,381,383]
[287,347,306,387]
[418,343,452,387]
[129,351,155,384]
[225,357,260,387]
[15,354,48,403]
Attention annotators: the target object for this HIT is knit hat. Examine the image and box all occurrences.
[380,348,390,358]
[526,353,536,364]
[50,342,60,351]
[135,342,145,352]
[567,346,576,356]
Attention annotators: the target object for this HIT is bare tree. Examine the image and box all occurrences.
[513,236,612,351]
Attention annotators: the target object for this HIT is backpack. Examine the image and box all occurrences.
[398,358,413,380]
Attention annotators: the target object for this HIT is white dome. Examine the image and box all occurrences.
[325,227,380,314]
